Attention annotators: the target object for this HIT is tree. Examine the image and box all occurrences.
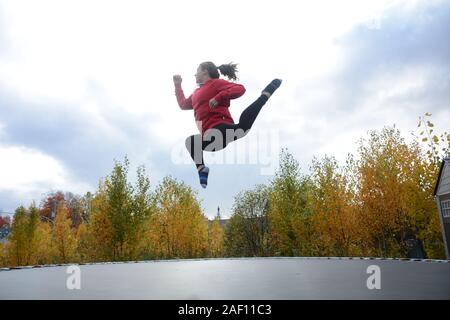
[268,149,314,256]
[7,204,41,266]
[39,191,87,228]
[413,114,448,258]
[84,179,114,261]
[417,112,450,166]
[6,204,55,266]
[65,192,85,229]
[75,223,89,263]
[0,215,11,229]
[356,125,445,258]
[105,158,134,260]
[8,206,28,266]
[40,191,65,223]
[52,204,77,263]
[224,185,272,257]
[33,221,53,265]
[24,204,40,265]
[208,214,225,257]
[309,156,363,257]
[127,165,153,260]
[0,242,7,267]
[146,176,208,259]
[100,158,154,261]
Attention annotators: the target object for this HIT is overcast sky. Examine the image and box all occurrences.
[0,0,449,219]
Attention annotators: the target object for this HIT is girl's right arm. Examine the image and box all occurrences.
[173,75,193,110]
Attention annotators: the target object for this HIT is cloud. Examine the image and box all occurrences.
[0,85,157,182]
[0,144,92,209]
[330,0,450,114]
[281,0,450,167]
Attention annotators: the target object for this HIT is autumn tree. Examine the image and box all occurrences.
[0,215,11,229]
[0,216,12,267]
[417,112,450,165]
[8,206,28,266]
[208,213,225,258]
[75,223,89,263]
[39,191,87,228]
[0,242,7,267]
[146,176,208,259]
[24,204,40,264]
[105,158,134,260]
[127,165,153,259]
[356,125,445,258]
[268,149,314,256]
[104,158,154,260]
[8,205,41,266]
[39,191,65,223]
[65,192,86,228]
[84,179,114,261]
[224,185,272,257]
[32,220,53,265]
[80,158,153,262]
[414,114,448,258]
[309,155,364,256]
[52,204,78,263]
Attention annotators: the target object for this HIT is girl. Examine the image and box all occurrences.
[174,61,281,188]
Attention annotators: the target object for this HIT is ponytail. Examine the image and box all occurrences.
[217,62,238,81]
[199,61,239,81]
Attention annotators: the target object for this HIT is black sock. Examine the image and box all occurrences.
[262,79,282,95]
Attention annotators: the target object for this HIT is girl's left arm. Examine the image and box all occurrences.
[213,79,246,104]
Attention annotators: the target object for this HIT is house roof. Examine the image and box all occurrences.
[434,157,450,196]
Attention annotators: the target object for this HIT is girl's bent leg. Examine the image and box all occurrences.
[185,134,211,188]
[185,134,205,170]
[185,130,229,169]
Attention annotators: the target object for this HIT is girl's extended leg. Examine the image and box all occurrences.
[215,78,283,146]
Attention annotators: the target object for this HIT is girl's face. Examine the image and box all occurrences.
[195,66,208,84]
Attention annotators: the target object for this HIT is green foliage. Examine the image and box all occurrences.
[224,185,272,257]
[268,149,314,256]
[8,204,41,266]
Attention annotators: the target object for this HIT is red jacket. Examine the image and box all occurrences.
[175,78,246,135]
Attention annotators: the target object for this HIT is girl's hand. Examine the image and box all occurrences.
[209,98,218,108]
[173,75,182,85]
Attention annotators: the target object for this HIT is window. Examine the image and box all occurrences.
[442,200,450,218]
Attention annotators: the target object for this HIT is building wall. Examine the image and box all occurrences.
[438,193,450,258]
[436,161,450,196]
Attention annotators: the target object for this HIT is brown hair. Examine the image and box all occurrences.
[199,61,238,81]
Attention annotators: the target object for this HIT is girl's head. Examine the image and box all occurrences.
[195,61,238,84]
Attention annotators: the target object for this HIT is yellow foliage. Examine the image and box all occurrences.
[209,219,224,257]
[144,177,209,259]
[52,205,78,263]
[0,242,8,267]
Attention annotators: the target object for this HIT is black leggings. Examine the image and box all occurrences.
[185,94,269,168]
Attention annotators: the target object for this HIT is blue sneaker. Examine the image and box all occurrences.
[198,166,209,188]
